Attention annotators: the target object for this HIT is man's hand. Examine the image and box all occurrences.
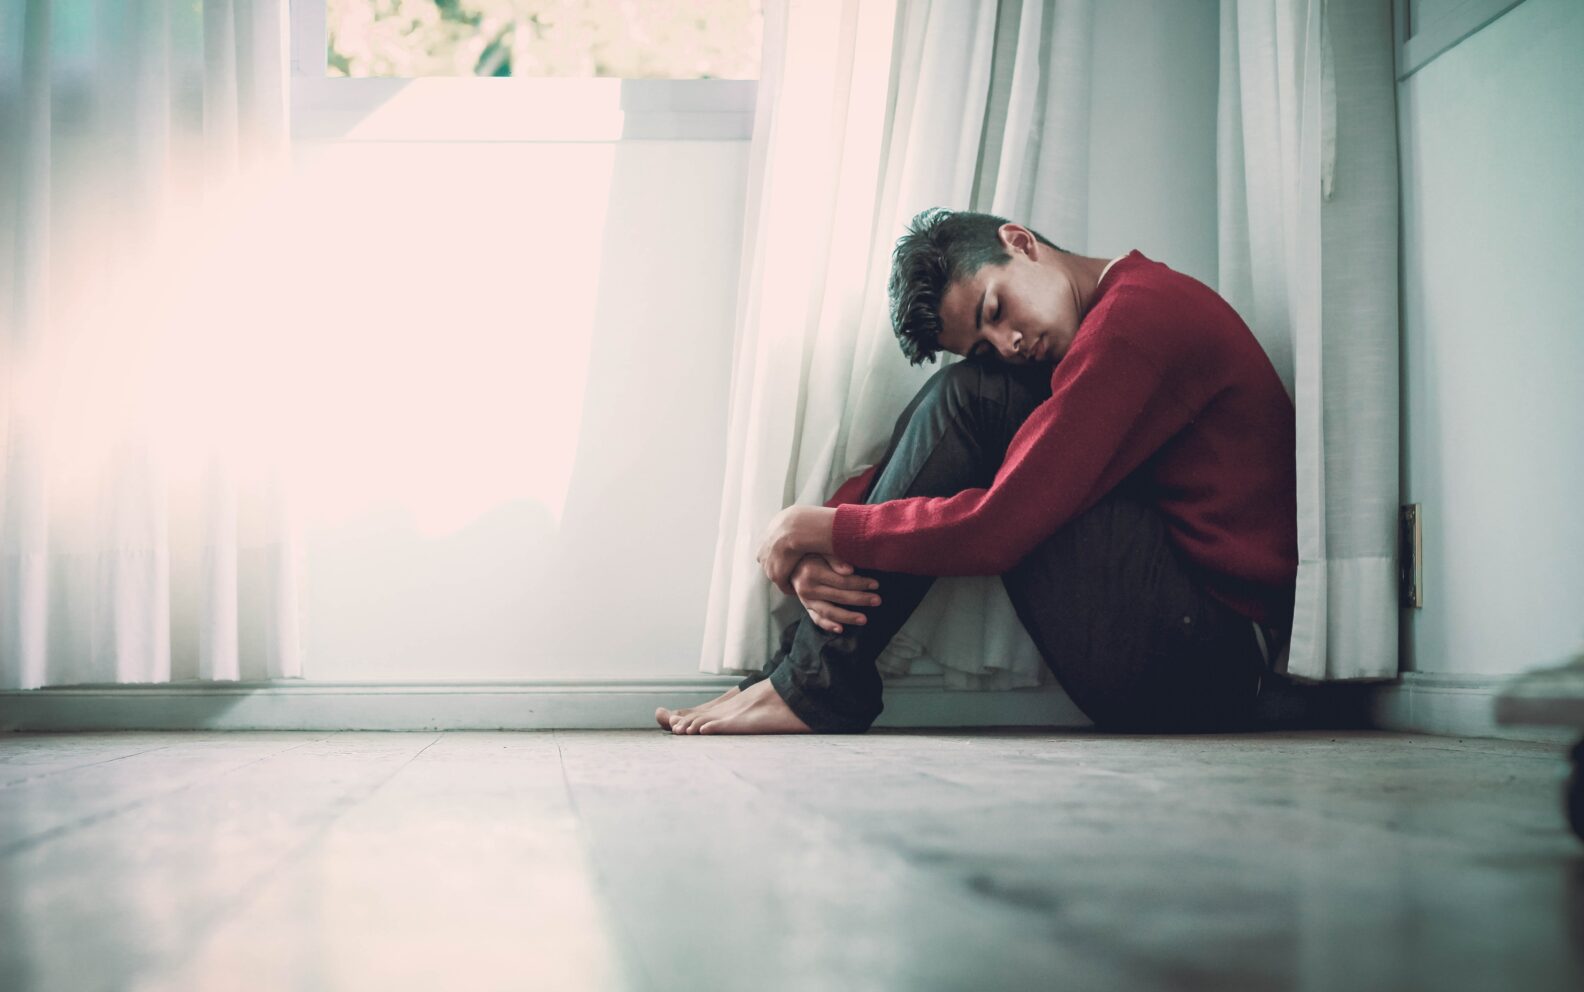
[755,505,837,594]
[790,555,881,634]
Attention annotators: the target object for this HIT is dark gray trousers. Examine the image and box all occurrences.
[740,359,1269,734]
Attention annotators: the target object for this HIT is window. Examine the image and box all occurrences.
[325,0,762,79]
[289,0,759,141]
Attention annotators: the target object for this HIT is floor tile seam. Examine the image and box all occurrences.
[551,729,657,992]
[1134,761,1569,790]
[1369,729,1571,749]
[1099,746,1571,778]
[717,773,1564,816]
[672,738,1567,807]
[0,725,324,779]
[842,733,1444,762]
[693,739,978,805]
[853,822,1576,891]
[673,747,1561,815]
[683,743,1557,795]
[719,770,1576,860]
[0,741,189,792]
[131,732,447,989]
[0,733,334,860]
[1386,739,1571,761]
[693,732,1005,789]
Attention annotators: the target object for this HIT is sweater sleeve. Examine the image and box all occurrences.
[831,335,1200,575]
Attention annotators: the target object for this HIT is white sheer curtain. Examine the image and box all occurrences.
[1217,0,1399,681]
[701,0,1095,689]
[0,0,300,689]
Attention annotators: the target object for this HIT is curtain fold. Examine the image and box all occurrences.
[711,0,1399,687]
[0,0,299,689]
[701,0,1096,689]
[1217,0,1400,681]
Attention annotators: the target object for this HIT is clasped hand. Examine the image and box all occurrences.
[755,506,876,630]
[787,555,881,634]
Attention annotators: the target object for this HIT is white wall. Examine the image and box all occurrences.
[1398,0,1584,677]
[291,2,1223,682]
[292,140,749,679]
[1087,0,1220,287]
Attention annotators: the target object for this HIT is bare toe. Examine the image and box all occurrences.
[659,687,741,732]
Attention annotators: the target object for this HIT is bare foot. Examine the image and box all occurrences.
[671,678,812,736]
[655,686,740,731]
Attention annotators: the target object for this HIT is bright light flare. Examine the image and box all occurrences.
[21,139,615,544]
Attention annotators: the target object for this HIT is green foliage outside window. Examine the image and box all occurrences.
[327,0,763,79]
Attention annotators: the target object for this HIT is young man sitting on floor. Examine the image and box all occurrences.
[658,208,1298,736]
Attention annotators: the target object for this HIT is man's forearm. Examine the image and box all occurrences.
[788,505,837,556]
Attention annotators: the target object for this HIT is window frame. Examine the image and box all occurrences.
[288,0,757,142]
[1392,0,1530,80]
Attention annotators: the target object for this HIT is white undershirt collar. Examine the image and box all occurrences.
[1097,253,1128,287]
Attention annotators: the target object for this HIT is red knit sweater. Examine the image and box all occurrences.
[829,250,1298,626]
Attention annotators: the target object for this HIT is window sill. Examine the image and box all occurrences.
[291,77,756,143]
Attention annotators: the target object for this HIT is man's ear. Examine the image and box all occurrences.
[998,223,1038,259]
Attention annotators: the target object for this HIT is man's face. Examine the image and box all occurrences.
[935,225,1081,366]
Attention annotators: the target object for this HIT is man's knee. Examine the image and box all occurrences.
[939,358,989,401]
[926,358,1051,431]
[918,359,996,428]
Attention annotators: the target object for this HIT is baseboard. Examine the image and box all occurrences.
[0,676,1090,732]
[1368,672,1577,744]
[12,671,1572,742]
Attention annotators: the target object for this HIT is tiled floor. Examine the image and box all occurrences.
[1,729,1580,991]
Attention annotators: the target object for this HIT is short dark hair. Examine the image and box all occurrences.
[887,208,1064,365]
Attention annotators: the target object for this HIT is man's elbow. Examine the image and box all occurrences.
[965,532,1037,577]
[955,546,1020,578]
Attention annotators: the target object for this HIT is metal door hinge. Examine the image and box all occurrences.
[1400,504,1423,609]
